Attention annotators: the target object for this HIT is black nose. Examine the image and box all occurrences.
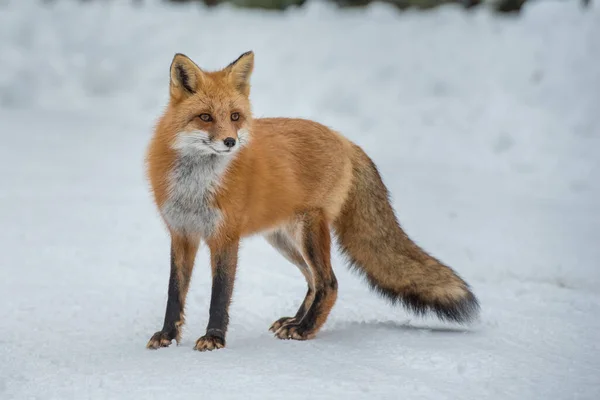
[223,137,236,148]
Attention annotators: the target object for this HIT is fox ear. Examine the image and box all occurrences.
[169,53,204,100]
[225,51,254,96]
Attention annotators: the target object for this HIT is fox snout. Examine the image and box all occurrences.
[210,129,244,152]
[173,129,249,155]
[210,132,238,151]
[210,134,239,153]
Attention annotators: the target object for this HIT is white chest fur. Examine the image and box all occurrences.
[161,153,231,237]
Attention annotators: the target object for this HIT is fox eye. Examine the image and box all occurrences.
[231,112,240,121]
[199,113,212,122]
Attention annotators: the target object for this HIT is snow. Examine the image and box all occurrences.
[1,0,599,398]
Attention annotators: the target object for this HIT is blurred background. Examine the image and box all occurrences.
[0,0,598,399]
[35,0,594,13]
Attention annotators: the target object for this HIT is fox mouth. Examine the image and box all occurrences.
[201,139,234,154]
[207,145,234,155]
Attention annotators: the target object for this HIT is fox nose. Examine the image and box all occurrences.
[223,137,236,148]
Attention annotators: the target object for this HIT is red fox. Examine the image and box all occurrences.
[145,51,479,351]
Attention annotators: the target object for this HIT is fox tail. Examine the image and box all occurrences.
[333,146,479,323]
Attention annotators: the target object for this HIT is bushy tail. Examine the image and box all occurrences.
[333,146,480,323]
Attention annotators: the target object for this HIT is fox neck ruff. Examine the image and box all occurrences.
[161,151,233,238]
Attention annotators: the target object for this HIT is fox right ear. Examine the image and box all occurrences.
[169,53,203,101]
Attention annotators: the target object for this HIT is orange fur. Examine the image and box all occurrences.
[147,117,355,240]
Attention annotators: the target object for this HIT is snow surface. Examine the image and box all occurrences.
[1,0,599,399]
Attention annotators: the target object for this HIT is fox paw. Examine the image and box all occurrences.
[146,331,175,349]
[194,334,225,352]
[273,323,315,341]
[269,317,296,333]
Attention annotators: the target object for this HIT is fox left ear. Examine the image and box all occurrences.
[225,51,254,96]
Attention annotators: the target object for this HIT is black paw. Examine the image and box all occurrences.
[194,334,225,351]
[146,330,175,349]
[273,322,315,340]
[269,317,296,333]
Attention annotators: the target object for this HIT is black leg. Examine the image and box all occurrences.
[273,210,338,341]
[162,247,183,335]
[194,239,239,351]
[147,235,199,349]
[265,231,316,332]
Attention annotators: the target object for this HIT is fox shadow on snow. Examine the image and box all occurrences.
[229,318,478,350]
[321,319,477,339]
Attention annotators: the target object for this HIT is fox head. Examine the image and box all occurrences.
[163,51,254,156]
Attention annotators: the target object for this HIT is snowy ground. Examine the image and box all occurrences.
[1,0,599,399]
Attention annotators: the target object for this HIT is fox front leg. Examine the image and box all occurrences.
[147,234,199,349]
[194,238,239,351]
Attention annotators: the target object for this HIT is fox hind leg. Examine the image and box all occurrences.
[265,230,316,332]
[271,210,338,341]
